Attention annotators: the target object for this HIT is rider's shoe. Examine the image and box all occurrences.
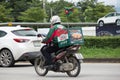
[44,65,54,70]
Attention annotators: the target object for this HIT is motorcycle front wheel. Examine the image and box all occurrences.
[34,57,48,76]
[66,57,81,77]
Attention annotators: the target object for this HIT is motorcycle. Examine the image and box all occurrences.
[34,43,84,77]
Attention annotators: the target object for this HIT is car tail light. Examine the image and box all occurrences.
[13,38,30,43]
[24,28,32,30]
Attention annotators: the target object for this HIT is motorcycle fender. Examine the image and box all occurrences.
[74,53,84,62]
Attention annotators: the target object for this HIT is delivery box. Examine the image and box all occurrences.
[57,27,84,48]
[68,27,84,45]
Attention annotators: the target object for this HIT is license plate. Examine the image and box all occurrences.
[33,41,41,47]
[75,53,84,59]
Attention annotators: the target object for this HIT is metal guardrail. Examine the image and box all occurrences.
[0,22,97,27]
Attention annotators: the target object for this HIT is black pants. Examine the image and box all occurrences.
[41,44,60,65]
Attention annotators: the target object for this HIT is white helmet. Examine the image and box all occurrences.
[50,15,61,24]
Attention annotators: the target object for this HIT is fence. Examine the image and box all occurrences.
[1,22,120,36]
[0,22,97,27]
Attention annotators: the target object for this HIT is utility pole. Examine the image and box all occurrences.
[43,0,46,22]
[50,8,53,18]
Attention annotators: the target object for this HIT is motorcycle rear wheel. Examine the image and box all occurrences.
[66,57,81,77]
[34,57,48,76]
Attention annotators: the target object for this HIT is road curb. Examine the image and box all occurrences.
[83,58,120,63]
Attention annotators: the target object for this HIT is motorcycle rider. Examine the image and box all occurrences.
[41,15,69,68]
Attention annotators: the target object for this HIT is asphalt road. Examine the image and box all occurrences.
[0,62,120,80]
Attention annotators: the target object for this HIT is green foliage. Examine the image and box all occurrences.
[80,47,120,58]
[77,0,115,22]
[18,7,47,22]
[0,0,116,22]
[0,5,14,22]
[84,2,115,22]
[45,0,74,22]
[83,36,120,48]
[5,0,31,21]
[80,36,120,59]
[49,0,73,14]
[28,0,42,7]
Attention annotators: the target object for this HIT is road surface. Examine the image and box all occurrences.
[0,62,120,80]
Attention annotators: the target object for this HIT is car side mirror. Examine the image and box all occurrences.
[37,34,42,37]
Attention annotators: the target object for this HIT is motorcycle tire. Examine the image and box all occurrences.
[34,56,48,76]
[66,56,81,77]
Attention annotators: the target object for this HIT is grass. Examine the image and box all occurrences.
[79,47,120,59]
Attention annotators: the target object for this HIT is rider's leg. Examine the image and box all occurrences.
[42,45,60,65]
[41,45,52,65]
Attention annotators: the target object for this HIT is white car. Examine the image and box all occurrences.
[97,12,120,27]
[0,25,43,67]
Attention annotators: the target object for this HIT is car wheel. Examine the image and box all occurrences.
[0,49,15,67]
[116,19,120,26]
[98,21,104,27]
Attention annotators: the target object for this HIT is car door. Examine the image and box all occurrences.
[104,13,115,24]
[0,30,7,49]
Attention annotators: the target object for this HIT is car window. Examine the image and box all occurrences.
[12,29,37,36]
[105,13,114,17]
[116,13,120,16]
[0,30,7,37]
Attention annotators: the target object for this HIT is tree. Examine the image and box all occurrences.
[45,0,74,22]
[0,0,116,23]
[0,5,14,22]
[77,0,115,22]
[18,7,47,22]
[27,0,42,8]
[84,2,115,22]
[4,0,32,21]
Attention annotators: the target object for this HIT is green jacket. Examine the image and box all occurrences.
[43,24,67,44]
